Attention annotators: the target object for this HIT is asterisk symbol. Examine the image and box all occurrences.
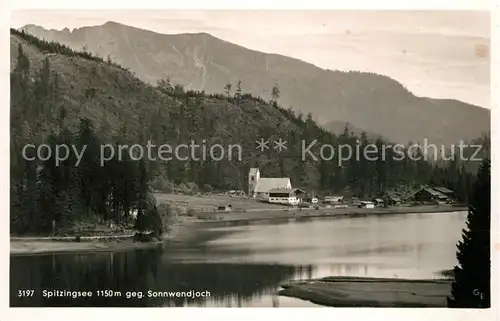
[274,138,287,152]
[256,138,269,152]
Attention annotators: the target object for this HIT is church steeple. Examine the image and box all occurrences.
[248,168,260,196]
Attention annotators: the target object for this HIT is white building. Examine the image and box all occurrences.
[324,196,344,204]
[359,201,375,209]
[248,168,292,199]
[268,188,305,205]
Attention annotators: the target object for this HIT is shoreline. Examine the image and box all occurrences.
[278,276,453,307]
[10,238,164,257]
[191,205,467,225]
[9,221,193,256]
[10,206,465,256]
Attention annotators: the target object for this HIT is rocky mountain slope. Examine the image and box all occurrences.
[20,22,490,146]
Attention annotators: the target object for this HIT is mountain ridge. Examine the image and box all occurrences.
[19,22,490,145]
[9,27,485,229]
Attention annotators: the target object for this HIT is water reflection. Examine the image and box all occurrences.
[11,248,314,307]
[10,211,467,307]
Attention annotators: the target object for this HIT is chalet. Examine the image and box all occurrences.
[248,168,292,199]
[268,188,305,205]
[217,204,233,212]
[359,201,375,209]
[350,197,361,206]
[413,187,449,203]
[373,198,384,207]
[303,196,319,204]
[432,187,454,198]
[324,196,345,204]
[227,190,246,197]
[387,195,401,206]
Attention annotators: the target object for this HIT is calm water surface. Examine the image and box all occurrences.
[10,211,467,307]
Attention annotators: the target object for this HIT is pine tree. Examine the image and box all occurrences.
[14,44,30,76]
[271,83,280,107]
[150,203,164,238]
[224,83,232,98]
[20,152,39,233]
[235,80,243,107]
[54,190,72,226]
[37,162,55,231]
[157,74,173,95]
[135,158,149,232]
[447,159,490,308]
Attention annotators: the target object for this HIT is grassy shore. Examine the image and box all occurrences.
[10,238,164,256]
[279,276,453,307]
[9,217,201,256]
[156,192,466,224]
[191,204,467,224]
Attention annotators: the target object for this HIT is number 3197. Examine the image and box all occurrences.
[18,290,34,297]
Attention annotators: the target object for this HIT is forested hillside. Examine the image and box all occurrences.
[10,29,482,235]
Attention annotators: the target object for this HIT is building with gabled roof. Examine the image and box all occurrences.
[432,187,454,197]
[359,201,375,209]
[324,196,344,203]
[413,187,449,203]
[385,194,402,206]
[267,188,305,205]
[248,168,292,199]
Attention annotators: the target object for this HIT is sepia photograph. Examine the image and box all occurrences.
[7,9,492,310]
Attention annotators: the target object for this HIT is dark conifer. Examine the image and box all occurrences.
[447,159,490,308]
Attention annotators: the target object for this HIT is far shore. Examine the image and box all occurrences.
[190,204,467,225]
[279,276,453,307]
[10,204,466,256]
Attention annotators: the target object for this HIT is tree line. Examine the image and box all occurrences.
[11,44,162,235]
[11,28,126,70]
[154,72,482,202]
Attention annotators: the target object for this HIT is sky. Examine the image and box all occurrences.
[10,10,491,108]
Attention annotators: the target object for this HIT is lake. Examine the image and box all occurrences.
[10,211,467,307]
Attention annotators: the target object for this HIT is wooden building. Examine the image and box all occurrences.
[268,188,305,205]
[359,201,375,209]
[432,187,454,198]
[373,198,384,206]
[324,196,345,204]
[413,187,449,203]
[217,204,233,212]
[350,197,361,207]
[387,195,401,206]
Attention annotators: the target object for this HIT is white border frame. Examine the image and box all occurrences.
[1,1,498,321]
